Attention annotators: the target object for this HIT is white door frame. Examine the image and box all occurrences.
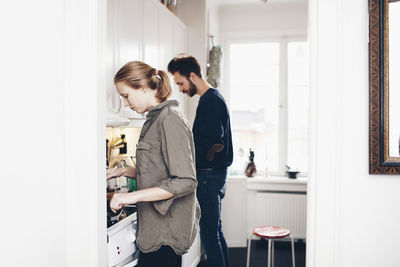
[62,0,351,266]
[306,0,343,266]
[64,0,107,266]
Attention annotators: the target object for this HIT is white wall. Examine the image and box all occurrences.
[0,2,67,266]
[0,1,107,266]
[219,2,307,35]
[308,0,400,267]
[207,0,220,49]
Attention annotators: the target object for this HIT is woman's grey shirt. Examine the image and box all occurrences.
[135,100,200,255]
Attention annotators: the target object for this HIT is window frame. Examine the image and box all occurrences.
[222,34,308,176]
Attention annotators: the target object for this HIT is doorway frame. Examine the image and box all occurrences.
[64,0,107,266]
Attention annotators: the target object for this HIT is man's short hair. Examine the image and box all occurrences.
[167,54,202,78]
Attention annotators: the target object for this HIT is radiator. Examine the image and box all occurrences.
[255,192,307,239]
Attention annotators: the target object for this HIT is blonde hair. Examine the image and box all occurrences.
[114,61,172,102]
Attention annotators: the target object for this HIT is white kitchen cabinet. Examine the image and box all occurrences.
[116,0,141,66]
[107,0,143,120]
[171,17,188,115]
[182,231,201,267]
[105,1,197,265]
[173,20,187,56]
[158,7,173,70]
[106,0,121,119]
[142,0,159,68]
[221,177,248,247]
[158,5,188,115]
[106,0,188,120]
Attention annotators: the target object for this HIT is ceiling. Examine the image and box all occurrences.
[211,0,307,6]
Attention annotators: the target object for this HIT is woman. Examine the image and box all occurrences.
[107,61,200,267]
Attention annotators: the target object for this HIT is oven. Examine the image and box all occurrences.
[107,205,139,267]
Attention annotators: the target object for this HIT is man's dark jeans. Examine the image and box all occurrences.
[196,168,230,267]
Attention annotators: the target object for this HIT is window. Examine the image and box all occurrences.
[288,42,309,172]
[228,40,309,176]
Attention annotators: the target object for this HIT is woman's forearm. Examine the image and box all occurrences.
[123,166,136,178]
[135,187,174,202]
[110,187,174,211]
[126,187,174,204]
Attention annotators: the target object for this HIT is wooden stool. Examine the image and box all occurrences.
[246,226,295,267]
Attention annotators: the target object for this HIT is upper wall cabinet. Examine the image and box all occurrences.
[173,20,187,57]
[158,7,173,70]
[107,0,142,120]
[158,4,188,115]
[106,0,187,121]
[142,0,159,68]
[117,0,141,66]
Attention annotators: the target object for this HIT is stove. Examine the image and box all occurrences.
[107,206,138,267]
[107,204,137,228]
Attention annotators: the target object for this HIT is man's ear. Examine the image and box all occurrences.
[189,72,197,82]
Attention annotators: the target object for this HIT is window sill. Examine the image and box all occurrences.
[227,175,307,192]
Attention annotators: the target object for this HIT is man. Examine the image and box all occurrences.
[168,55,233,267]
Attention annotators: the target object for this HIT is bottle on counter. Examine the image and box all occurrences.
[119,134,127,154]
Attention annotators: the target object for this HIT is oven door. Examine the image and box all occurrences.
[107,213,138,267]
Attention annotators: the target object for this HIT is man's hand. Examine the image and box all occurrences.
[207,143,225,161]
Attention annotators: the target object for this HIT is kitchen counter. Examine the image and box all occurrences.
[228,175,307,193]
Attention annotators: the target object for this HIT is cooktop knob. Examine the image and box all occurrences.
[127,228,136,243]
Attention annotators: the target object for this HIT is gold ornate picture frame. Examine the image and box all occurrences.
[369,0,400,174]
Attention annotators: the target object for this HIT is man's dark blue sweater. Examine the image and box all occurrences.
[192,88,233,169]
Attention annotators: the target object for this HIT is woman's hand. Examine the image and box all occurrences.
[109,187,174,212]
[107,166,136,179]
[110,192,139,213]
[106,167,119,179]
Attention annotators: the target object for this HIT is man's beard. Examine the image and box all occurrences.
[187,80,197,97]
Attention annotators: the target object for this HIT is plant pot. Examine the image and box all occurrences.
[286,170,300,179]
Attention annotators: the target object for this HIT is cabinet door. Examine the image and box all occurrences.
[116,0,141,66]
[158,8,173,71]
[221,177,248,247]
[158,9,183,111]
[173,21,187,56]
[182,231,201,267]
[142,0,158,67]
[106,0,121,118]
[117,0,143,119]
[171,21,188,115]
[107,0,142,119]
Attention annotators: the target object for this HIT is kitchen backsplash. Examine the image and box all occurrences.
[106,127,141,158]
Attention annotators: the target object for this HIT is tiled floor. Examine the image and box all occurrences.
[197,239,306,267]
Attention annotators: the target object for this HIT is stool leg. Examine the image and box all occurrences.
[246,234,253,267]
[267,239,272,267]
[271,239,275,267]
[290,235,296,267]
